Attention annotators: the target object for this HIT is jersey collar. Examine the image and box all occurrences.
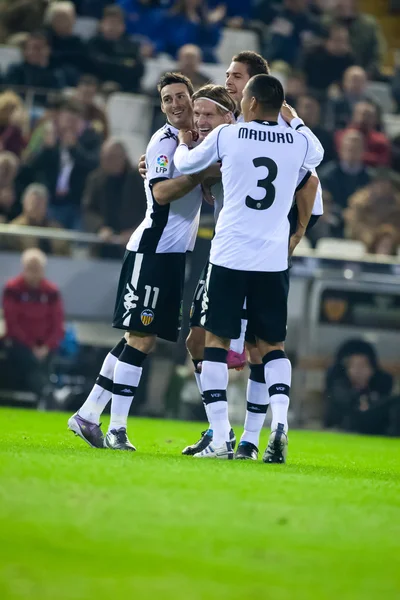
[252,119,279,126]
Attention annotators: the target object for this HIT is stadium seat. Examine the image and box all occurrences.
[107,93,152,137]
[0,45,22,74]
[73,17,99,40]
[216,28,260,66]
[141,57,176,94]
[117,132,149,165]
[315,238,366,259]
[366,81,395,114]
[383,114,400,139]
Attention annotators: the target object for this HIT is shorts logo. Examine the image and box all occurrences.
[141,309,154,326]
[157,155,168,167]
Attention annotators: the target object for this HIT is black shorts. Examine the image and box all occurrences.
[189,259,210,329]
[204,263,289,343]
[112,250,186,342]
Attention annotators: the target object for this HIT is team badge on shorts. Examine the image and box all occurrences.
[157,155,168,167]
[141,309,154,326]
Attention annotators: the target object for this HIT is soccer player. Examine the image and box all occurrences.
[68,72,209,450]
[183,52,324,459]
[174,74,324,461]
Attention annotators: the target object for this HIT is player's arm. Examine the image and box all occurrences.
[174,125,226,175]
[152,173,204,206]
[280,103,324,169]
[289,173,319,256]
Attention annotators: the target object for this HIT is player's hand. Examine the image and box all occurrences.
[138,154,146,179]
[178,130,194,146]
[280,101,299,125]
[288,233,303,257]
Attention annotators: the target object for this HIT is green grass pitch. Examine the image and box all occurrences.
[0,407,399,600]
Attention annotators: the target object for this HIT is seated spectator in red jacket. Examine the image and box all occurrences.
[0,91,27,158]
[2,248,64,400]
[335,101,391,168]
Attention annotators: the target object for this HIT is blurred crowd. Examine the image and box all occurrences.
[0,0,400,257]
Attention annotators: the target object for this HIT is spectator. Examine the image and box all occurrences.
[264,0,324,67]
[0,152,21,223]
[319,129,372,209]
[24,99,101,229]
[302,24,354,94]
[45,1,88,86]
[165,0,223,63]
[0,91,27,158]
[324,338,395,436]
[296,94,336,164]
[209,0,251,29]
[322,0,386,77]
[88,5,144,92]
[367,224,399,256]
[283,71,307,107]
[5,31,65,104]
[392,51,400,112]
[176,44,210,91]
[327,65,371,130]
[7,184,70,256]
[345,179,400,246]
[83,138,146,258]
[306,189,343,246]
[23,94,63,159]
[2,248,64,401]
[117,0,167,56]
[0,0,48,43]
[335,101,391,168]
[73,75,109,138]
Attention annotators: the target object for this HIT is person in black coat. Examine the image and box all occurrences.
[325,338,396,436]
[5,32,65,105]
[88,5,144,92]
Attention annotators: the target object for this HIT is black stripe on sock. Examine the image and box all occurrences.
[112,383,138,397]
[203,347,228,363]
[268,384,290,397]
[119,344,147,367]
[247,401,268,414]
[249,363,265,383]
[110,337,127,358]
[203,389,227,405]
[96,374,113,393]
[262,350,287,365]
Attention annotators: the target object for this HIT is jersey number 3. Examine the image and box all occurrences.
[245,157,278,211]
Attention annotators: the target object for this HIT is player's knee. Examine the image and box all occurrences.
[126,331,156,354]
[186,327,205,359]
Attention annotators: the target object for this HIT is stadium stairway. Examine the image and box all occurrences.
[359,0,400,71]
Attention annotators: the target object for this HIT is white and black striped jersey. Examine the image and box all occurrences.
[127,123,203,254]
[175,119,323,271]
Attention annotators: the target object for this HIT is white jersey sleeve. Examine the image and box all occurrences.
[146,127,177,184]
[174,124,229,174]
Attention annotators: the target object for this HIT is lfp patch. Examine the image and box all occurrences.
[157,155,168,167]
[141,309,154,326]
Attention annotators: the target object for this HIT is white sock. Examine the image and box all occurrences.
[263,353,291,433]
[78,339,125,424]
[241,363,269,447]
[108,345,146,432]
[230,318,247,354]
[201,348,230,447]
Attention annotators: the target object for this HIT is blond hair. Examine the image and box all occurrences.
[21,247,47,267]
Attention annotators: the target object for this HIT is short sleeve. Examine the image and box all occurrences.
[146,130,177,184]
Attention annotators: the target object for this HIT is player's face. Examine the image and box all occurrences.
[161,83,193,129]
[225,61,250,106]
[193,99,228,141]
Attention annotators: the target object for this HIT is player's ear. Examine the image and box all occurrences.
[224,112,233,124]
[250,97,257,114]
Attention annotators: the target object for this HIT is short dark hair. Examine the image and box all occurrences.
[192,84,236,114]
[103,5,125,20]
[25,31,49,48]
[246,74,284,112]
[157,72,194,97]
[78,74,99,87]
[231,51,270,78]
